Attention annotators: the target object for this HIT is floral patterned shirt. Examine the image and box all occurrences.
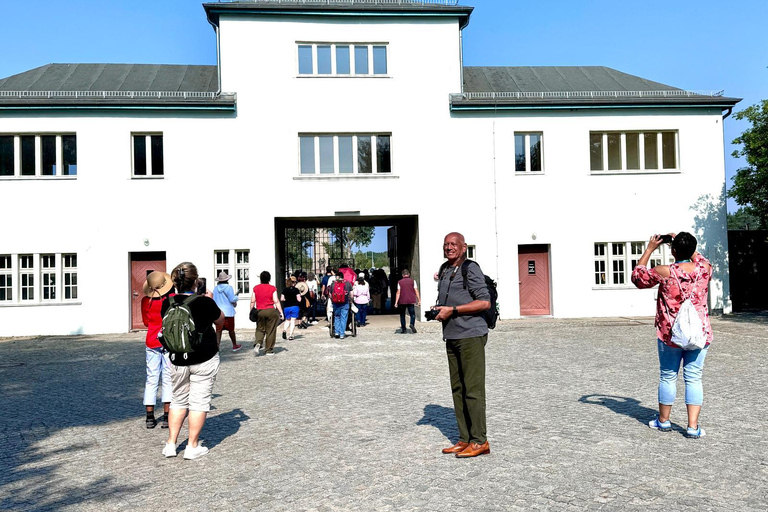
[631,252,713,347]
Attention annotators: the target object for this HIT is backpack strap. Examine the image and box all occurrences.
[670,265,699,302]
[460,259,473,290]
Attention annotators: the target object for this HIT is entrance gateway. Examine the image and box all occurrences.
[275,215,419,314]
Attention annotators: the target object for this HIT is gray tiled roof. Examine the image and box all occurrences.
[456,66,740,109]
[0,64,234,110]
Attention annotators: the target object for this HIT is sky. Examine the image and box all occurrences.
[1,0,765,246]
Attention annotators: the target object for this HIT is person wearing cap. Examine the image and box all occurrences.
[213,271,242,352]
[141,271,175,429]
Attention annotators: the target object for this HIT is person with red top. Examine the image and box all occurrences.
[141,271,175,429]
[250,271,284,356]
[632,232,712,439]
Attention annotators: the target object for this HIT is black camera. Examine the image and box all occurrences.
[425,307,441,321]
[659,234,673,244]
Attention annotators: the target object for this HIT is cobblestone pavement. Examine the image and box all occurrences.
[1,314,767,511]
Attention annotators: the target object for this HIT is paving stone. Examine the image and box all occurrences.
[0,315,766,511]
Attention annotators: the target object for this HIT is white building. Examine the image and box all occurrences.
[0,0,740,336]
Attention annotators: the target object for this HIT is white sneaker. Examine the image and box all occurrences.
[183,443,209,460]
[162,442,177,458]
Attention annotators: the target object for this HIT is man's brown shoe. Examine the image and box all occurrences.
[441,441,469,454]
[455,441,490,458]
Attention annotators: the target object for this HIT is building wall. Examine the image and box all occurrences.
[0,12,732,336]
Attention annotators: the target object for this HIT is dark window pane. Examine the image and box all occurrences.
[373,46,387,74]
[42,136,56,175]
[62,135,77,175]
[357,136,372,173]
[644,132,658,169]
[514,134,525,172]
[376,135,391,173]
[662,132,676,168]
[21,136,35,176]
[0,136,13,176]
[151,136,164,175]
[300,136,315,174]
[626,132,640,170]
[319,136,334,174]
[338,136,353,173]
[530,133,542,172]
[298,45,313,74]
[317,45,332,74]
[336,46,350,74]
[133,136,147,175]
[590,133,603,171]
[607,133,621,170]
[354,46,368,74]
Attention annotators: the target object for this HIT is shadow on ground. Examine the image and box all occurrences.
[416,404,458,443]
[578,394,659,427]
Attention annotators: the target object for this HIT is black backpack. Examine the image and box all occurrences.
[439,259,499,329]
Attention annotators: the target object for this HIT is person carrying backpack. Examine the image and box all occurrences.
[160,262,224,460]
[330,274,353,339]
[632,232,713,439]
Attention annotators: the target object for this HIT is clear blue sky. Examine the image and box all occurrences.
[1,0,765,225]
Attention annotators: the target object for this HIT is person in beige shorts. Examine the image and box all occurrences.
[159,262,225,460]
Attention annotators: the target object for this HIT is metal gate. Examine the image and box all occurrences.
[284,227,356,278]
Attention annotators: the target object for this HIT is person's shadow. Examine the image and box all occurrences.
[416,404,458,443]
[203,408,251,449]
[578,394,665,427]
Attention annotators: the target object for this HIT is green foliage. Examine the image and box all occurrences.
[727,208,762,230]
[326,227,376,259]
[354,250,388,269]
[729,100,768,229]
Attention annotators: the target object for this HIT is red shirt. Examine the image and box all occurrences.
[141,296,164,348]
[253,284,278,310]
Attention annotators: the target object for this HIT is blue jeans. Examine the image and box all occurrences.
[657,339,708,406]
[144,346,172,406]
[333,303,349,337]
[355,303,367,325]
[400,304,415,330]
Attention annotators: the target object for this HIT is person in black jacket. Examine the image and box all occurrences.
[160,262,224,460]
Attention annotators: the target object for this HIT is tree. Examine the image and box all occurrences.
[325,227,375,260]
[728,100,768,229]
[727,208,762,230]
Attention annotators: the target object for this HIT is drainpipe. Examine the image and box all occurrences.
[206,16,222,95]
[459,29,464,92]
[722,107,733,120]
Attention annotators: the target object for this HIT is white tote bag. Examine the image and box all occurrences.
[669,269,707,350]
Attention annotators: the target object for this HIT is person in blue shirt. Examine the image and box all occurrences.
[213,271,242,351]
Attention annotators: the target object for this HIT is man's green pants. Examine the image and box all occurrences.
[445,334,487,444]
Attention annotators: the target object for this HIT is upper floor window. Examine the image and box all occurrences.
[515,132,543,173]
[0,253,78,304]
[0,134,77,178]
[297,43,388,76]
[594,241,670,287]
[132,134,164,177]
[590,131,678,173]
[299,134,391,175]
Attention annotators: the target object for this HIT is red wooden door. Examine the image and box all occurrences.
[130,255,166,330]
[518,245,551,316]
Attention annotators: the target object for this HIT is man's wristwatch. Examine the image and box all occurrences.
[452,306,458,318]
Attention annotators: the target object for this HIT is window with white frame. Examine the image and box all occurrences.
[467,245,476,259]
[297,43,388,76]
[590,131,677,172]
[0,255,11,301]
[299,134,391,175]
[594,242,671,286]
[514,132,543,173]
[215,249,250,295]
[0,253,78,304]
[132,134,164,177]
[63,254,78,300]
[0,134,77,178]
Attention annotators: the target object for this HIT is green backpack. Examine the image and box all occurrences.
[161,295,203,358]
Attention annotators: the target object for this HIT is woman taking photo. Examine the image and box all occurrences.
[631,232,712,438]
[160,262,224,459]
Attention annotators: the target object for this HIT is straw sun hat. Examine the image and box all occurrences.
[143,271,173,298]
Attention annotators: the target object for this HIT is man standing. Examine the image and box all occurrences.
[394,269,421,334]
[330,274,353,339]
[432,232,491,458]
[213,271,242,351]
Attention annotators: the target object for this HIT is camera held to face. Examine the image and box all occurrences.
[424,307,441,321]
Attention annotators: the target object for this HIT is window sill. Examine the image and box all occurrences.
[0,176,77,180]
[590,170,680,176]
[592,286,637,290]
[515,171,545,176]
[294,174,398,181]
[131,175,164,180]
[296,75,391,79]
[0,301,82,307]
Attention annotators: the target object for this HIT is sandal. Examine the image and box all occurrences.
[146,416,157,429]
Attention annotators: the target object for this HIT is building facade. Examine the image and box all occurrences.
[0,1,739,336]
